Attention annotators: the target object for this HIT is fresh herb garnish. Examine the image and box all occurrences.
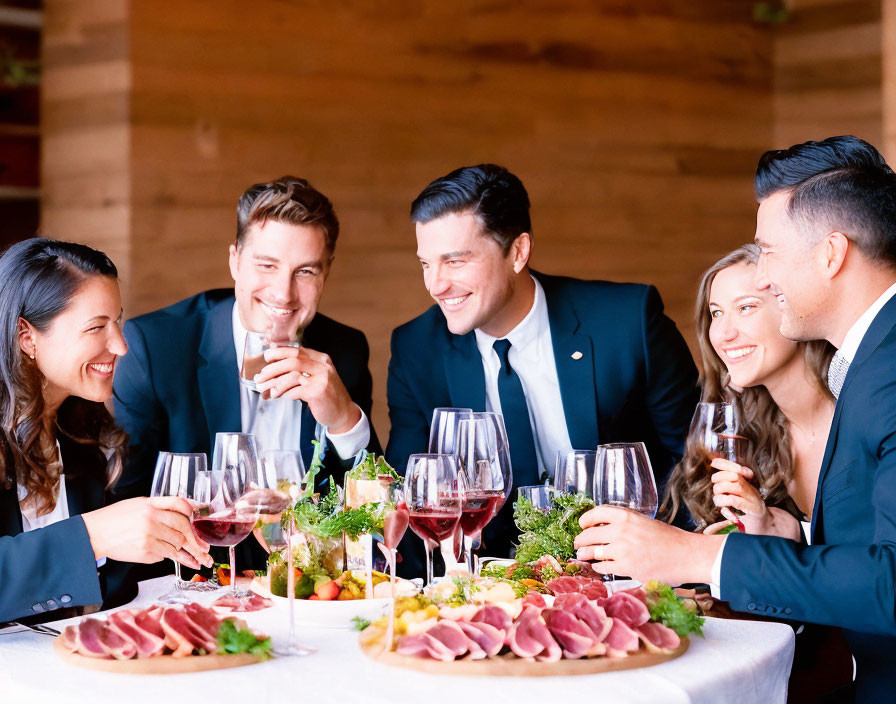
[513,493,595,564]
[645,581,705,638]
[351,616,371,631]
[717,523,741,535]
[346,454,401,482]
[216,619,273,659]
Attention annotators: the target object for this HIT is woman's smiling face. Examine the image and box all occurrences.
[708,261,800,389]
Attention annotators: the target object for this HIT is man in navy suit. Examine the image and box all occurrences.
[387,164,698,558]
[576,136,896,701]
[113,177,380,567]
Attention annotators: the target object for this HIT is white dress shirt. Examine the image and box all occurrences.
[473,277,572,481]
[232,303,369,458]
[711,279,896,592]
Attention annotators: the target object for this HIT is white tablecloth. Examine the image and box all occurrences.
[0,577,794,704]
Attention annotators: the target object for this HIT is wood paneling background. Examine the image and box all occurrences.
[46,0,877,440]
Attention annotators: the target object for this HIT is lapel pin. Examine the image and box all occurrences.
[571,351,583,360]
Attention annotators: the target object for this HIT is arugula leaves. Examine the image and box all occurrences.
[513,492,595,564]
[216,619,273,659]
[645,581,705,638]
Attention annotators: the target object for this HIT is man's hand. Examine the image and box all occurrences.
[254,346,362,434]
[81,497,213,570]
[573,506,724,586]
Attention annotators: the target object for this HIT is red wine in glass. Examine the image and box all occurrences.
[384,502,410,551]
[191,510,256,546]
[459,490,504,535]
[408,507,461,544]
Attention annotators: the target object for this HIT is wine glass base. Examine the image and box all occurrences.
[177,579,220,592]
[276,642,316,657]
[154,591,192,605]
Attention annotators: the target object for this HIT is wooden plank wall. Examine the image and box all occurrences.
[43,1,774,439]
[774,0,882,149]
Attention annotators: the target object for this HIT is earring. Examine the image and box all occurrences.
[28,352,35,359]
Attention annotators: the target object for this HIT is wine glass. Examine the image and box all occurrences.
[255,450,313,657]
[455,416,512,573]
[377,483,410,652]
[554,450,597,497]
[239,329,302,393]
[593,442,658,582]
[204,432,262,597]
[150,452,216,601]
[428,407,473,454]
[404,453,463,585]
[690,402,746,467]
[517,484,557,513]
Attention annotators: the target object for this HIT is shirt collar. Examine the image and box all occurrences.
[837,281,896,363]
[474,275,547,360]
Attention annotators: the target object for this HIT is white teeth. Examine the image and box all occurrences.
[261,302,296,316]
[90,363,113,373]
[443,296,468,306]
[726,347,756,360]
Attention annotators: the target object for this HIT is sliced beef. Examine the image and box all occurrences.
[183,603,222,642]
[107,609,166,658]
[542,608,594,659]
[600,592,650,628]
[59,625,80,652]
[471,604,512,632]
[522,592,546,609]
[604,617,640,657]
[545,576,584,594]
[424,620,470,658]
[554,593,613,643]
[396,631,459,662]
[160,607,216,657]
[506,605,562,662]
[212,593,272,612]
[581,581,608,601]
[135,607,165,639]
[457,621,505,657]
[636,621,681,654]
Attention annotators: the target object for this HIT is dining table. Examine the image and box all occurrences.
[0,576,795,704]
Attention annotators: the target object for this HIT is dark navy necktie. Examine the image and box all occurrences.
[493,338,539,487]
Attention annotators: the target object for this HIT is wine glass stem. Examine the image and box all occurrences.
[463,534,475,573]
[173,559,182,591]
[425,545,434,586]
[287,524,296,646]
[229,545,238,597]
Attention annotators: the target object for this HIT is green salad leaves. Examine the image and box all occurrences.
[346,453,401,482]
[216,620,273,659]
[513,492,595,564]
[645,581,705,638]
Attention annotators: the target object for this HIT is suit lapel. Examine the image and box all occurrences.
[197,297,241,445]
[444,332,487,412]
[811,293,896,540]
[540,275,600,450]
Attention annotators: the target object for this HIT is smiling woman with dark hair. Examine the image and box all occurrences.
[0,238,212,623]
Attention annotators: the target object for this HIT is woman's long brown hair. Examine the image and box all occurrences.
[0,239,127,516]
[661,245,835,527]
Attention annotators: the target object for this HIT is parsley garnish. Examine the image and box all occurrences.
[216,619,273,659]
[351,616,371,631]
[645,581,705,638]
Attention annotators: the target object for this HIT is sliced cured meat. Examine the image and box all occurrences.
[161,607,217,657]
[553,593,613,643]
[522,592,546,609]
[424,620,470,658]
[183,603,222,642]
[75,618,110,658]
[542,608,594,659]
[545,576,584,594]
[636,621,681,654]
[212,593,273,612]
[604,617,640,657]
[471,604,512,632]
[457,621,505,657]
[135,607,165,639]
[59,625,80,652]
[565,560,602,579]
[396,631,459,662]
[507,606,562,662]
[617,587,648,605]
[107,609,166,658]
[600,592,650,628]
[581,582,608,601]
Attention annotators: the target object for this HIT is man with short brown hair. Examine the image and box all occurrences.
[113,176,379,507]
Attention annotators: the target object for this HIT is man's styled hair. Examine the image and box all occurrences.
[410,164,532,254]
[236,176,339,252]
[755,135,896,266]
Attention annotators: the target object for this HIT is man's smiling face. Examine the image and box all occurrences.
[415,211,523,337]
[229,218,330,337]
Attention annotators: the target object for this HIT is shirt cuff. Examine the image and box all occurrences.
[96,557,107,569]
[326,406,370,460]
[708,534,728,599]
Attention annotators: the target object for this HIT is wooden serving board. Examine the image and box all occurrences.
[53,636,265,674]
[359,627,688,677]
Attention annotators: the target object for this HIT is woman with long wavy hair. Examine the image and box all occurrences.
[662,244,836,538]
[0,238,212,622]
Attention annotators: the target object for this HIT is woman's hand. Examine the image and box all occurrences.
[81,497,213,570]
[709,458,801,540]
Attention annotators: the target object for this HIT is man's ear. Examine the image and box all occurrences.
[228,243,240,283]
[17,318,36,358]
[511,233,532,273]
[821,231,849,279]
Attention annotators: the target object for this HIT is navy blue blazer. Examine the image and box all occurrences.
[112,289,381,500]
[386,272,698,559]
[721,293,896,701]
[0,435,136,623]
